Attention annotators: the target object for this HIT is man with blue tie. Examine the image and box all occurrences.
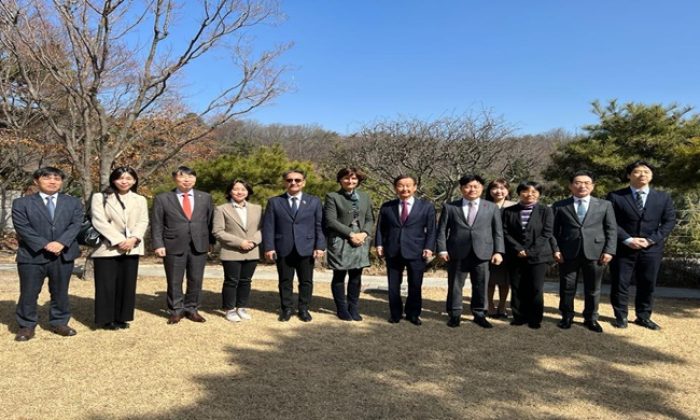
[552,171,617,333]
[607,161,676,330]
[12,167,84,341]
[375,175,436,325]
[263,169,326,322]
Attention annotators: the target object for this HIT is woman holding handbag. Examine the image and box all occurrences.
[90,166,149,330]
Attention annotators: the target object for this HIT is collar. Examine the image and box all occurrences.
[572,195,590,204]
[462,198,479,207]
[400,196,415,206]
[630,186,650,195]
[287,192,302,200]
[39,192,58,201]
[231,200,247,208]
[176,189,193,197]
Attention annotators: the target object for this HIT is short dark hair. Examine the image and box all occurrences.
[625,160,655,175]
[485,178,510,202]
[336,167,367,183]
[225,179,254,199]
[393,175,417,187]
[172,166,197,177]
[33,167,65,180]
[107,166,140,193]
[569,170,595,183]
[516,181,544,195]
[283,169,306,180]
[459,174,486,186]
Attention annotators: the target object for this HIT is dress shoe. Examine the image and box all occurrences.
[50,324,77,337]
[447,316,461,328]
[407,316,422,326]
[336,310,353,321]
[278,309,293,322]
[528,322,541,329]
[634,318,661,331]
[298,310,313,322]
[388,317,401,324]
[185,311,206,323]
[557,317,573,329]
[584,320,603,333]
[116,321,130,329]
[349,312,363,321]
[496,311,509,319]
[612,318,628,329]
[167,313,183,324]
[473,316,493,329]
[15,327,35,342]
[102,322,119,330]
[510,318,527,326]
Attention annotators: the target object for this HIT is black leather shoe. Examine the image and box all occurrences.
[298,310,313,322]
[116,321,130,329]
[612,318,628,329]
[102,322,118,330]
[15,327,35,342]
[336,311,352,321]
[278,309,293,322]
[528,322,541,329]
[557,318,573,329]
[408,316,422,326]
[473,316,493,329]
[349,312,363,321]
[50,324,77,337]
[388,317,401,324]
[634,318,661,331]
[510,318,527,326]
[447,316,461,328]
[584,320,603,333]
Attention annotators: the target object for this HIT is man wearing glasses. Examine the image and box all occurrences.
[263,169,326,322]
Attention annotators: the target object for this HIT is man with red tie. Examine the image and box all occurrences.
[152,166,214,324]
[375,175,436,325]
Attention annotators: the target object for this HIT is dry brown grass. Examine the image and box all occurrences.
[0,271,699,420]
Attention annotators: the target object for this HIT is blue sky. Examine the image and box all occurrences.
[181,0,700,135]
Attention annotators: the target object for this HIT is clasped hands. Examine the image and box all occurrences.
[348,232,368,247]
[627,237,651,250]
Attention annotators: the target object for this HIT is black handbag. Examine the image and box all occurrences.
[77,193,104,247]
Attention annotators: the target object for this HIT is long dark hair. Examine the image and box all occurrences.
[102,166,140,209]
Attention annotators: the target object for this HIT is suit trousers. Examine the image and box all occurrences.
[610,252,662,321]
[164,242,208,315]
[558,254,604,321]
[16,258,74,328]
[446,252,489,318]
[509,260,547,325]
[93,255,139,325]
[276,248,314,311]
[221,260,257,309]
[386,256,426,320]
[331,268,363,315]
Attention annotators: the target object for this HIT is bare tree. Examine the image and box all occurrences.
[0,0,287,200]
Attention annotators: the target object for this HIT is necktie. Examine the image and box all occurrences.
[400,200,408,224]
[467,201,477,226]
[635,190,645,211]
[291,197,298,216]
[576,199,586,223]
[182,193,192,220]
[46,196,55,220]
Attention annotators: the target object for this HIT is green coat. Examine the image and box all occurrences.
[323,189,375,270]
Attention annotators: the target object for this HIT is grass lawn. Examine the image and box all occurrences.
[1,272,699,419]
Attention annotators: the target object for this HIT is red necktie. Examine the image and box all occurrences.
[400,200,409,224]
[182,193,192,220]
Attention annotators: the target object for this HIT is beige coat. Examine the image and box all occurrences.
[213,201,262,261]
[90,191,149,257]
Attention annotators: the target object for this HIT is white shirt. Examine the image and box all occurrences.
[232,200,248,227]
[176,189,194,209]
[398,196,415,219]
[573,195,590,213]
[39,192,58,206]
[630,186,650,207]
[462,198,479,221]
[287,192,303,208]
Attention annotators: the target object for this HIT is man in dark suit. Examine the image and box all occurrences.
[152,166,214,324]
[607,160,676,330]
[375,175,436,325]
[552,170,617,333]
[437,174,505,329]
[12,167,83,341]
[263,169,326,322]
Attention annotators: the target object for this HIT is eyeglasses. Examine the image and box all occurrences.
[285,178,304,184]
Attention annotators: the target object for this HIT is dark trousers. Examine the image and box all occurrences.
[93,255,139,325]
[446,252,489,318]
[509,260,547,325]
[221,260,258,309]
[386,256,425,320]
[16,258,74,328]
[331,268,363,315]
[558,254,604,321]
[610,252,662,321]
[276,248,314,311]
[164,243,208,315]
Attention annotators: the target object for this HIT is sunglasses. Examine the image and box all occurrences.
[285,178,304,184]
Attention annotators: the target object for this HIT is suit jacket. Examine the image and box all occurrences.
[323,189,374,239]
[552,196,617,260]
[606,187,676,256]
[436,199,505,261]
[502,203,555,264]
[375,198,436,260]
[212,201,263,261]
[12,193,83,263]
[151,189,214,254]
[262,193,326,257]
[90,191,149,257]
